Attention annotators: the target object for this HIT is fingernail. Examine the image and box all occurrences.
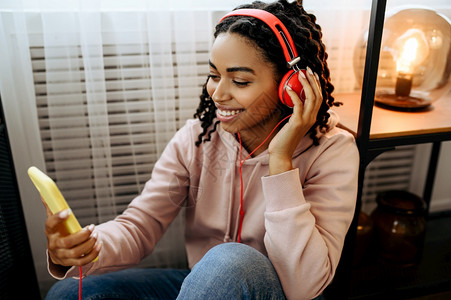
[307,67,314,76]
[91,232,98,240]
[286,86,293,91]
[315,72,320,81]
[85,224,95,232]
[95,241,103,252]
[299,70,306,79]
[59,209,71,219]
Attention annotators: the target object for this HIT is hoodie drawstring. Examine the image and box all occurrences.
[236,114,292,243]
[223,148,238,243]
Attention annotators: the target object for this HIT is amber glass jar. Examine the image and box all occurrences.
[371,190,426,264]
[353,212,374,266]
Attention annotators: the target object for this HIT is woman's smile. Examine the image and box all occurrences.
[215,104,245,122]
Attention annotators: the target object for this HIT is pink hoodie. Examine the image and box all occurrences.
[48,110,359,300]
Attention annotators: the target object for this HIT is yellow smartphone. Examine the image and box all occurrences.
[28,166,82,235]
[28,166,98,261]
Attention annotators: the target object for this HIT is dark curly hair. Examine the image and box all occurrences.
[194,0,339,146]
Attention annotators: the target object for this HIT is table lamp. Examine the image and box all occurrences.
[354,7,451,111]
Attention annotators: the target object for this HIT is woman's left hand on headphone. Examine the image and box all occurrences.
[268,66,323,175]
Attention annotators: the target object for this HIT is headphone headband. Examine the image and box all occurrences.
[219,9,299,67]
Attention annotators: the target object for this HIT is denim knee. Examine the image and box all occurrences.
[45,278,80,300]
[178,242,286,300]
[203,242,270,270]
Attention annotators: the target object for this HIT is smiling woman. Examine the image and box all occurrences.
[0,0,359,298]
[1,0,447,298]
[39,1,360,300]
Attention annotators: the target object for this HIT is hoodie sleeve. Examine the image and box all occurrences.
[261,129,359,300]
[47,121,196,279]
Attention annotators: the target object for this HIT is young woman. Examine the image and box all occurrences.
[44,1,358,299]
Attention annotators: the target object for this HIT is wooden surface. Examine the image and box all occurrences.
[334,91,451,140]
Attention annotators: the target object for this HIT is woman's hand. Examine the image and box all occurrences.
[43,200,102,267]
[268,67,323,175]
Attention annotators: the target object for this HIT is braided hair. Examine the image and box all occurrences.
[194,0,339,146]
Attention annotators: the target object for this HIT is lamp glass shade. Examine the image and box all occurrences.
[354,7,451,111]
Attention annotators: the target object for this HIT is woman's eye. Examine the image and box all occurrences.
[207,74,219,81]
[233,80,250,87]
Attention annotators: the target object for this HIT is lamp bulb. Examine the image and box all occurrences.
[395,29,430,74]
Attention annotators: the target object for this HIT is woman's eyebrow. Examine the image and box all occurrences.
[209,60,255,74]
[209,60,217,70]
[226,66,255,74]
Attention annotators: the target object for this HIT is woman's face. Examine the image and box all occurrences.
[206,32,281,134]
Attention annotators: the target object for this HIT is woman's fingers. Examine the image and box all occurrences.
[309,68,322,100]
[40,196,53,217]
[50,239,102,267]
[45,209,72,235]
[301,67,322,117]
[45,213,101,266]
[290,67,322,125]
[286,85,304,112]
[54,224,95,248]
[50,230,100,264]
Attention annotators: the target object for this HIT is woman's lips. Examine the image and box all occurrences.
[215,106,245,122]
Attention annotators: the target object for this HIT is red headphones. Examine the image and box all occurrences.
[219,8,306,107]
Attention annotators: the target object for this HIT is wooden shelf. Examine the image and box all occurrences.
[334,91,451,141]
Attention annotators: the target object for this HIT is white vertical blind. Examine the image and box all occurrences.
[25,10,214,274]
[30,11,211,227]
[361,146,418,214]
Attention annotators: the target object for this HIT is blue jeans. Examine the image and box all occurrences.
[46,243,287,299]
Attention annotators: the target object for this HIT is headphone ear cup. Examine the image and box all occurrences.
[278,69,306,107]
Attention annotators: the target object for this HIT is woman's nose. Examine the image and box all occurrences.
[210,80,231,102]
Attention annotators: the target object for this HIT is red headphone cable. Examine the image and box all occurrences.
[79,266,82,300]
[236,114,292,242]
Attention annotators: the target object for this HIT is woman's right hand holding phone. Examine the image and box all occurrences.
[45,207,102,267]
